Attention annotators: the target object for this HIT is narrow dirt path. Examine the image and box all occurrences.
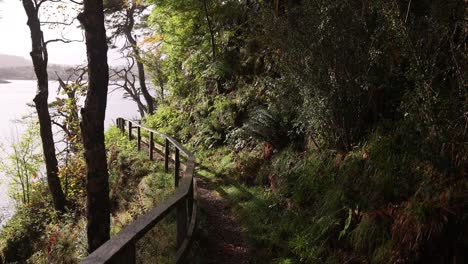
[195,176,250,264]
[139,137,250,262]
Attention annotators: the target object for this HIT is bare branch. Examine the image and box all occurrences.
[44,30,84,46]
[44,38,74,45]
[40,19,76,26]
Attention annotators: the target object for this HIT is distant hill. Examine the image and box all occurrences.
[0,65,73,80]
[0,54,124,81]
[0,54,75,80]
[0,54,31,68]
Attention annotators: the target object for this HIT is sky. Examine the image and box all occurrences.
[0,0,123,66]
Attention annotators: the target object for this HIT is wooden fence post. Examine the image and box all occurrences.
[177,197,188,248]
[122,119,126,133]
[149,132,154,161]
[128,121,133,140]
[164,138,170,172]
[188,180,194,220]
[174,148,180,187]
[111,242,136,264]
[137,126,141,151]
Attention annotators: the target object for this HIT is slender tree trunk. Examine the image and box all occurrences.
[22,0,67,212]
[202,0,217,59]
[134,50,154,114]
[130,92,147,117]
[125,3,154,115]
[78,0,111,253]
[201,0,224,93]
[160,81,165,101]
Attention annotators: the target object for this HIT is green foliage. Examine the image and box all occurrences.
[0,126,179,262]
[136,212,176,264]
[242,108,302,149]
[106,126,140,154]
[143,104,189,139]
[141,0,463,161]
[0,121,43,205]
[0,164,84,263]
[57,152,86,207]
[0,117,83,264]
[350,216,390,255]
[141,0,466,262]
[28,217,87,263]
[106,126,175,213]
[137,0,467,263]
[193,127,466,263]
[0,207,44,263]
[141,0,272,152]
[106,126,177,262]
[254,0,466,154]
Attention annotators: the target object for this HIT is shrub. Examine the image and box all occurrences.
[0,207,44,263]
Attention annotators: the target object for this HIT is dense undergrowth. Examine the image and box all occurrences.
[0,127,175,263]
[189,133,467,263]
[138,0,466,263]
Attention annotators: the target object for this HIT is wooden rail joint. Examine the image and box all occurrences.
[81,117,197,264]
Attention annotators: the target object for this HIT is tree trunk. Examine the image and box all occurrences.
[78,0,111,253]
[125,3,154,115]
[135,52,154,114]
[202,0,217,59]
[22,0,67,213]
[130,92,147,117]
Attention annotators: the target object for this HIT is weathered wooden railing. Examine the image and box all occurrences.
[81,118,197,264]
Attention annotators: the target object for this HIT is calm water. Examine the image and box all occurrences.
[0,80,139,226]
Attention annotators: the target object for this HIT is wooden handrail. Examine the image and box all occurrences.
[81,118,197,264]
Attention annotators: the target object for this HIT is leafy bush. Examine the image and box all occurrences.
[0,207,44,263]
[143,104,189,139]
[28,217,87,263]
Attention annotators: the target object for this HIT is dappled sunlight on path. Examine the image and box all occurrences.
[195,175,250,264]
